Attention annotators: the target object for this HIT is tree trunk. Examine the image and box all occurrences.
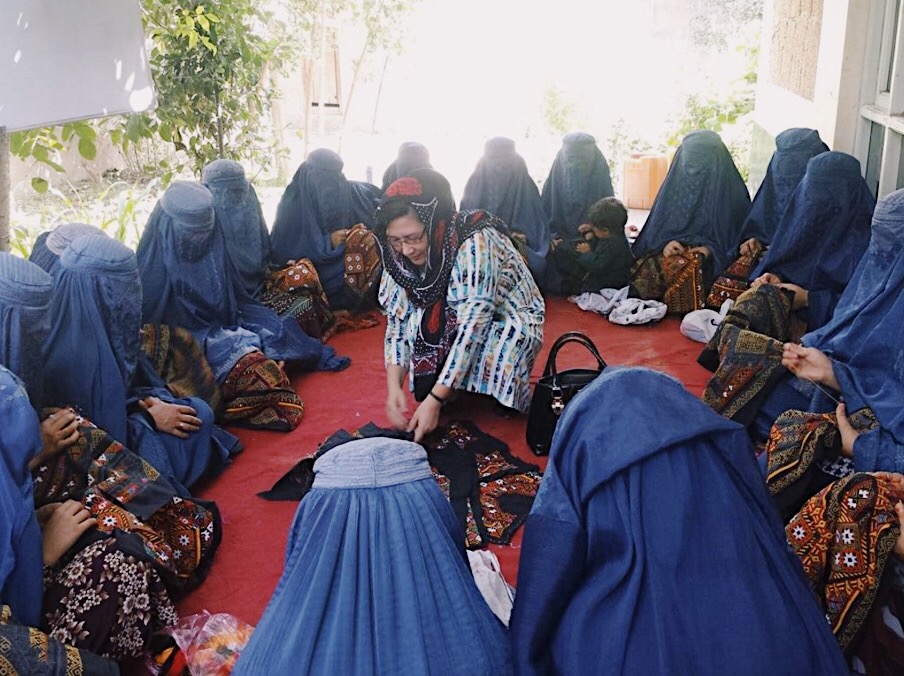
[338,0,385,150]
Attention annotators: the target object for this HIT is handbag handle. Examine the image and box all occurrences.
[542,331,606,379]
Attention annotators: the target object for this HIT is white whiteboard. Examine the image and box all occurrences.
[0,0,156,132]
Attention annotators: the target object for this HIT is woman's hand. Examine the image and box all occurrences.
[872,473,904,560]
[407,397,441,443]
[139,397,202,438]
[575,241,591,254]
[35,409,81,467]
[751,272,782,289]
[782,344,841,390]
[578,223,594,241]
[686,245,712,259]
[836,403,860,458]
[663,240,685,257]
[386,387,409,430]
[330,229,350,248]
[40,500,96,567]
[776,282,809,310]
[739,237,760,256]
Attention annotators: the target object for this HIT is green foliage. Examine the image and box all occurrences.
[9,121,99,176]
[10,178,163,255]
[667,44,759,180]
[541,86,578,136]
[139,0,286,173]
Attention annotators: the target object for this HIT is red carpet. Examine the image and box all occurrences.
[176,296,712,625]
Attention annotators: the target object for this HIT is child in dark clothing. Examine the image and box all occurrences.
[550,197,635,294]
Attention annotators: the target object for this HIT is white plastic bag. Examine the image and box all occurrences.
[467,549,515,626]
[680,299,733,343]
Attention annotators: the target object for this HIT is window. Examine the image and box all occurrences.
[859,0,904,197]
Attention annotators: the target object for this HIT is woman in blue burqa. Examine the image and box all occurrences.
[270,148,383,310]
[0,250,220,663]
[542,132,615,241]
[0,363,120,674]
[541,132,615,293]
[707,127,829,307]
[631,130,751,313]
[233,436,511,675]
[138,180,350,431]
[738,128,829,254]
[202,159,335,340]
[460,137,551,284]
[381,141,432,191]
[703,186,904,480]
[509,366,850,675]
[28,222,106,275]
[699,151,874,372]
[42,234,238,491]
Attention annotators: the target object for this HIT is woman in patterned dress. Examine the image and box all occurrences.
[375,169,544,442]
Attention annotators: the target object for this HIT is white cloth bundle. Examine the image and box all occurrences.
[608,298,668,326]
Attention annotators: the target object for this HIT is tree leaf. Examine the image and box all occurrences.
[31,177,49,193]
[78,137,97,160]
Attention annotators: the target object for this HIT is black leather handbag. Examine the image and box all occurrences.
[526,331,607,456]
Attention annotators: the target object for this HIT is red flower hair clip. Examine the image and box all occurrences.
[386,177,423,197]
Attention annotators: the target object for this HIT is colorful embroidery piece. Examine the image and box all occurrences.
[630,251,706,314]
[787,473,900,651]
[221,351,304,431]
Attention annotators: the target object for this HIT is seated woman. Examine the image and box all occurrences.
[28,222,106,275]
[0,363,119,674]
[630,129,751,313]
[708,128,828,306]
[510,367,850,675]
[0,252,218,662]
[746,152,873,329]
[202,159,334,340]
[460,137,550,283]
[270,149,383,311]
[548,196,634,295]
[699,152,874,370]
[233,436,510,675]
[138,181,349,431]
[541,132,615,293]
[376,169,544,441]
[381,141,432,191]
[43,234,237,490]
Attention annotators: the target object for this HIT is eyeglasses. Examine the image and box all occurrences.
[387,228,427,250]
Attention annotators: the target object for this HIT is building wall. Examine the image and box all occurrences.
[750,0,872,189]
[770,0,823,101]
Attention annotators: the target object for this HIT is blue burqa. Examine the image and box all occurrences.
[509,367,848,675]
[202,159,271,298]
[269,149,382,308]
[541,131,614,240]
[460,137,550,281]
[0,365,45,627]
[751,151,874,329]
[28,222,105,275]
[740,128,829,244]
[381,141,432,191]
[234,437,511,675]
[802,187,904,473]
[0,253,52,406]
[137,181,348,380]
[43,234,238,490]
[632,129,751,276]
